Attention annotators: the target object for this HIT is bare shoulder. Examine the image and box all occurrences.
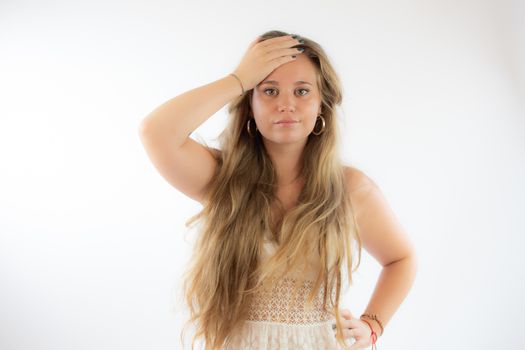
[343,165,381,218]
[343,165,378,194]
[343,165,417,265]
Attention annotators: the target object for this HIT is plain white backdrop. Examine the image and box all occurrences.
[1,0,524,349]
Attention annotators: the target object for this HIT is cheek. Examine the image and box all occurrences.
[251,100,274,125]
[304,116,317,131]
[252,93,272,107]
[251,97,267,117]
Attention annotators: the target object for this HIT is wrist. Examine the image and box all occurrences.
[228,73,244,96]
[360,316,382,337]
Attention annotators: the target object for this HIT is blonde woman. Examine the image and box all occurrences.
[139,30,418,350]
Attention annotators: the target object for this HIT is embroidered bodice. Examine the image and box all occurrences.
[222,234,351,349]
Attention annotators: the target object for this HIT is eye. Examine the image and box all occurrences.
[263,88,310,96]
[263,88,277,96]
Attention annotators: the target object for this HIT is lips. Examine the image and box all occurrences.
[275,119,298,124]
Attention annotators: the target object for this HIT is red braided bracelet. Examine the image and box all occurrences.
[360,318,378,350]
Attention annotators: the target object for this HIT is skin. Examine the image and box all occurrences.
[250,48,417,349]
[334,169,418,349]
[250,53,322,188]
[249,54,379,347]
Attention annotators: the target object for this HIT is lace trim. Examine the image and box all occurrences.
[223,318,348,350]
[245,276,336,325]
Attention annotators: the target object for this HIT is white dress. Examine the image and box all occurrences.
[223,234,350,349]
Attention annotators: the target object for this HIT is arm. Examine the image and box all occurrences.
[138,75,241,204]
[139,74,242,148]
[361,253,418,336]
[347,168,418,337]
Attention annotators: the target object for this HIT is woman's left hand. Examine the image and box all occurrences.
[335,308,374,349]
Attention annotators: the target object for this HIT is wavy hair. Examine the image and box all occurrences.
[179,30,362,349]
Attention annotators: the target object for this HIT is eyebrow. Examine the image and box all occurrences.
[259,80,313,86]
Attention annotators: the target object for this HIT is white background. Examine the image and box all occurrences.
[1,0,524,349]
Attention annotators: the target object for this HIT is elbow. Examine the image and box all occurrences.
[383,249,418,274]
[138,118,163,142]
[405,250,419,280]
[138,118,152,139]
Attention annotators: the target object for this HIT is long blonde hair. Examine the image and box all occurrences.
[180,30,362,349]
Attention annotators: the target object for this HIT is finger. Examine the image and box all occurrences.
[332,320,352,334]
[347,340,364,350]
[337,317,363,331]
[346,318,365,330]
[266,47,303,62]
[265,54,299,72]
[249,36,264,48]
[342,332,357,348]
[342,328,354,339]
[259,34,294,48]
[262,36,301,54]
[334,327,356,347]
[341,308,353,320]
[262,38,303,64]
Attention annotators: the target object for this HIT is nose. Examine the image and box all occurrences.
[277,93,296,113]
[279,105,294,113]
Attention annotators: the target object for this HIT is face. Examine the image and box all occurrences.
[250,54,322,146]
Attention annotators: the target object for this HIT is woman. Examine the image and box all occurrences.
[139,30,418,350]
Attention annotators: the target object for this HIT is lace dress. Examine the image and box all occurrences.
[223,234,351,349]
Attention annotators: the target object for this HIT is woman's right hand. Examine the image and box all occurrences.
[232,35,304,92]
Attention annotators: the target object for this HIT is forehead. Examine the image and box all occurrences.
[258,54,318,86]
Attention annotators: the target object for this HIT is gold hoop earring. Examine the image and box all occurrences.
[312,115,325,135]
[247,118,258,138]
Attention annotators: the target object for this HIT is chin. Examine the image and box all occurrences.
[262,134,309,145]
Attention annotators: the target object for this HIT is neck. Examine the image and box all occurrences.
[263,138,307,186]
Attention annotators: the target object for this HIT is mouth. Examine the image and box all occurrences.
[274,119,299,124]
